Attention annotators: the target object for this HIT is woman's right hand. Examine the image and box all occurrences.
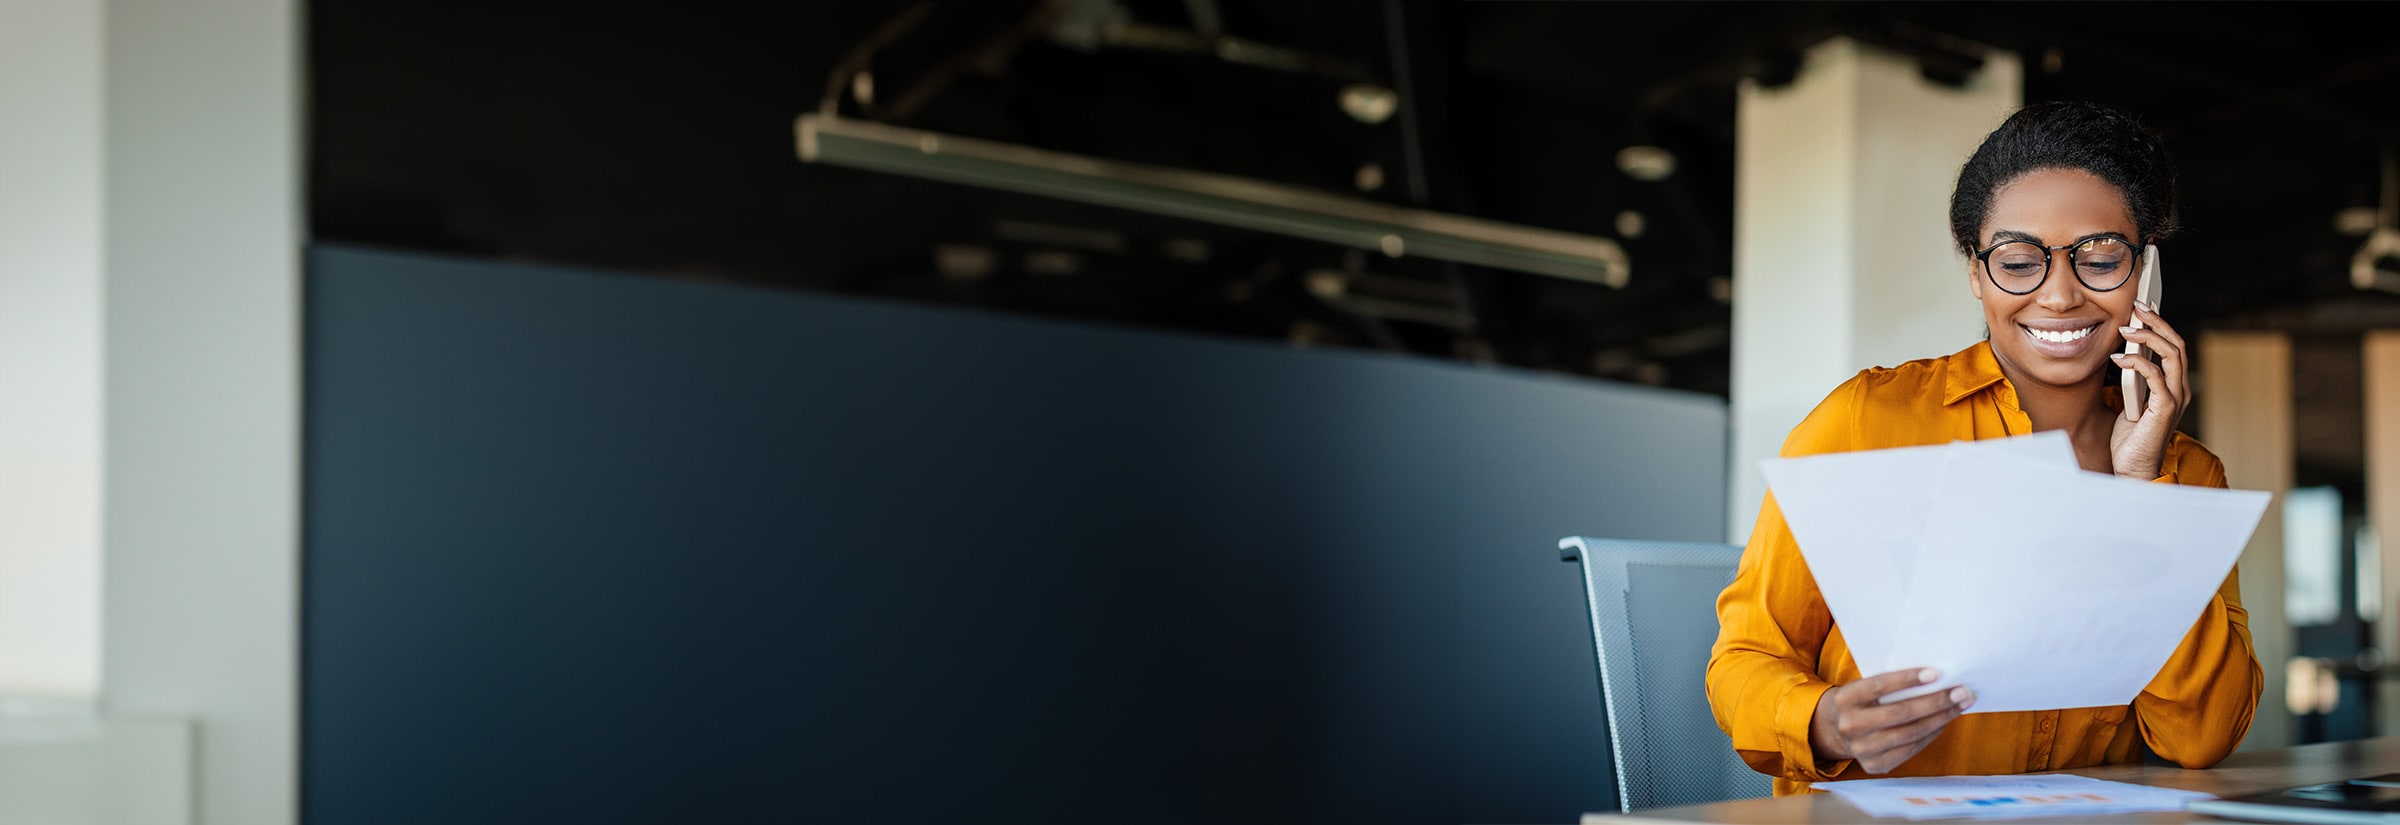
[1810,668,1975,774]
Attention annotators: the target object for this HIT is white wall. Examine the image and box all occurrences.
[1728,37,2019,542]
[0,0,106,701]
[99,0,302,823]
[0,709,193,825]
[1,0,299,822]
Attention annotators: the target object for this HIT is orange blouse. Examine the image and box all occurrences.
[1705,340,2261,795]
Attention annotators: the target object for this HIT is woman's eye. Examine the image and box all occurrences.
[2078,260,2123,274]
[1998,261,2042,274]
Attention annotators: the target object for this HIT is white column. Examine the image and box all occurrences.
[0,0,106,702]
[101,1,301,824]
[2199,332,2292,751]
[1,1,288,820]
[2364,332,2400,735]
[1728,37,2021,541]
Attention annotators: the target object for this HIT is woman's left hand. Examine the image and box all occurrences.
[2110,300,2189,480]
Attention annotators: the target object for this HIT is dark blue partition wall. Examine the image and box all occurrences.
[302,244,1728,825]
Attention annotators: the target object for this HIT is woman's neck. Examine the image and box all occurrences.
[1995,355,2116,472]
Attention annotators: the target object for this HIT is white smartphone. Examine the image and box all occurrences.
[2119,245,2164,416]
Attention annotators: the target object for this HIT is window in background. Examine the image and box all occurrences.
[2286,484,2377,743]
[2360,523,2382,625]
[2289,485,2344,627]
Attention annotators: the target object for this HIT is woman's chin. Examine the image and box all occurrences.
[2023,359,2107,390]
[1995,346,2108,391]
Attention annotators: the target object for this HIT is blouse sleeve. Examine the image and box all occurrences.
[1705,377,1863,782]
[2129,443,2262,768]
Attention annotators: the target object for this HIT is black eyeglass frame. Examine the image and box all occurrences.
[1972,235,2145,296]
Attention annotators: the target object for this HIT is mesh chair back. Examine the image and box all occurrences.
[1560,537,1771,812]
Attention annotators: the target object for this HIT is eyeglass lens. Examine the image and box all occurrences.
[1985,237,2136,294]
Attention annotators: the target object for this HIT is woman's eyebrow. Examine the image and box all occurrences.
[1987,229,2133,246]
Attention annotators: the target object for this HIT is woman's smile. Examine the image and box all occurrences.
[2019,320,2102,357]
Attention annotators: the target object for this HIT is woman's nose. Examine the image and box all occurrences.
[2032,251,2088,309]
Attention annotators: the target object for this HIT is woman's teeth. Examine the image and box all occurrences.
[2026,325,2094,344]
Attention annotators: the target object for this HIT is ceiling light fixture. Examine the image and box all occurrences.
[1305,268,1475,331]
[2338,206,2380,237]
[1615,210,1646,239]
[796,113,1631,287]
[1616,145,1676,182]
[1339,83,1399,124]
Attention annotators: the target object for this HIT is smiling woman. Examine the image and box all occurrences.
[1948,100,2190,479]
[1702,100,2263,794]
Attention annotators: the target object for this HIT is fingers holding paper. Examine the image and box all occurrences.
[2110,301,2189,480]
[1811,667,1975,775]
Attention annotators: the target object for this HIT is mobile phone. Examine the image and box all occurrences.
[2119,245,2164,416]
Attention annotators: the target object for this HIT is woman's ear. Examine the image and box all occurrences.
[1967,259,1986,301]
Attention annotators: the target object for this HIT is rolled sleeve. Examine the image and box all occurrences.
[1775,679,1851,781]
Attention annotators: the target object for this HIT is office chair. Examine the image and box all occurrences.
[1559,536,1772,812]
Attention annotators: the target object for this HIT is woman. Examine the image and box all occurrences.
[1704,100,2261,794]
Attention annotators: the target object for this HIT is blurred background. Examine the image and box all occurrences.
[11,1,2400,823]
[311,0,2400,743]
[311,0,2400,397]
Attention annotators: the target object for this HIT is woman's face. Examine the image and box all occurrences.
[1968,167,2142,393]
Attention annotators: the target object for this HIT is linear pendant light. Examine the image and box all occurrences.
[795,113,1629,288]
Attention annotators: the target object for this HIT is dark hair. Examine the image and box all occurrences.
[1947,100,2179,257]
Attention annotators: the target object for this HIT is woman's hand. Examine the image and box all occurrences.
[1810,668,1975,774]
[2110,301,2189,480]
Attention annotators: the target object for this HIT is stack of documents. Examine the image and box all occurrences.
[1816,774,2214,820]
[1761,431,2270,712]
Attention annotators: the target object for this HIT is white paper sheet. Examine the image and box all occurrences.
[1757,432,2077,677]
[1890,450,2269,710]
[1816,773,2214,820]
[1761,433,2270,712]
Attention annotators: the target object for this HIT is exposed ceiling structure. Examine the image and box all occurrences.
[311,0,2400,476]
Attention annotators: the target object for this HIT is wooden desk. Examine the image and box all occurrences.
[1582,736,2400,824]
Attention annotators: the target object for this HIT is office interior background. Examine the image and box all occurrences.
[10,0,2400,823]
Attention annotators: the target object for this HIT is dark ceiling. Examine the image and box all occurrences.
[310,0,2400,409]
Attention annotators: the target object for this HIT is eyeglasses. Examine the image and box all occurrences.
[1974,235,2141,295]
